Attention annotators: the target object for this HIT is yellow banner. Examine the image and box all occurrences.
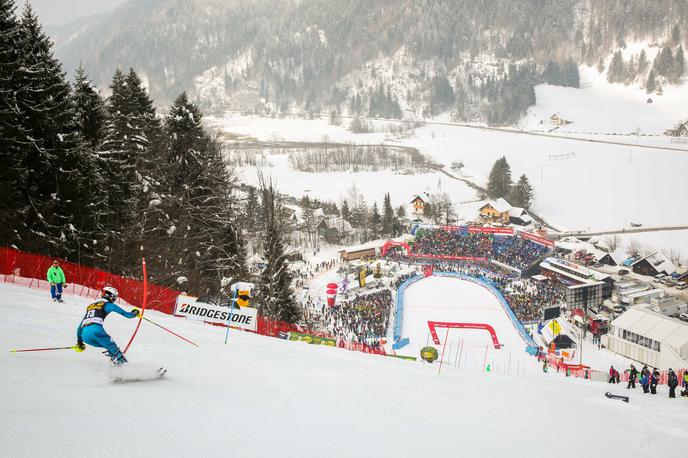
[549,319,561,336]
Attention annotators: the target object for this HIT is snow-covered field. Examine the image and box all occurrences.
[3,282,688,458]
[593,230,688,260]
[396,275,532,371]
[209,66,688,233]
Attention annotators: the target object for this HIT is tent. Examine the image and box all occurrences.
[540,318,576,349]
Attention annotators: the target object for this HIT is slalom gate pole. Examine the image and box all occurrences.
[438,328,450,376]
[457,338,464,371]
[10,346,77,353]
[507,352,512,376]
[142,316,199,347]
[224,288,238,345]
[483,345,488,373]
[123,258,148,354]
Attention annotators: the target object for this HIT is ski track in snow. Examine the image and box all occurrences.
[2,282,687,457]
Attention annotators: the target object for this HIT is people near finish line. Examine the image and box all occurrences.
[608,366,621,384]
[75,287,139,365]
[323,289,392,346]
[667,368,679,399]
[626,364,638,389]
[640,366,651,393]
[650,368,659,394]
[47,259,67,303]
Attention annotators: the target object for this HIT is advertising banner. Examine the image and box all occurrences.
[519,231,555,248]
[467,226,514,235]
[288,332,336,346]
[175,294,257,331]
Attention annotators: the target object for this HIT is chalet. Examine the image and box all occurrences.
[410,195,426,215]
[664,120,688,137]
[631,252,677,277]
[550,113,572,126]
[317,215,353,243]
[479,198,512,225]
[338,241,382,261]
[597,248,629,267]
[509,207,532,226]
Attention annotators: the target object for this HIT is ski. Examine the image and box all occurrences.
[109,366,167,384]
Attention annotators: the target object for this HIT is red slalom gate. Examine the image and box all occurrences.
[427,321,501,349]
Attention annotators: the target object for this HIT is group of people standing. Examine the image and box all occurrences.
[611,364,687,398]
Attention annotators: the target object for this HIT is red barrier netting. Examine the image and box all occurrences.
[1,247,386,356]
[0,247,179,314]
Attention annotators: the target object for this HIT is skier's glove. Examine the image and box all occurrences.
[75,341,86,352]
[131,309,140,317]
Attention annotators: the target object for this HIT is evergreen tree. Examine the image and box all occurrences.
[382,192,394,236]
[637,50,648,76]
[159,92,245,292]
[13,3,81,256]
[607,50,624,83]
[244,186,261,233]
[341,200,351,222]
[564,58,580,88]
[646,69,657,93]
[370,202,381,238]
[72,65,105,149]
[258,178,299,323]
[0,0,25,246]
[653,46,674,77]
[508,174,535,209]
[486,156,512,199]
[673,46,684,82]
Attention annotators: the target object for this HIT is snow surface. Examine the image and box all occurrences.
[2,283,688,457]
[209,66,688,233]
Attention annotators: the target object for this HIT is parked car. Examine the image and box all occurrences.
[661,278,676,287]
[618,269,629,275]
[676,282,688,290]
[654,273,667,283]
[679,313,688,322]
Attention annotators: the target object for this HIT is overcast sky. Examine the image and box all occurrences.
[29,0,128,26]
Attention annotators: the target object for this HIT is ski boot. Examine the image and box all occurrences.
[103,350,128,365]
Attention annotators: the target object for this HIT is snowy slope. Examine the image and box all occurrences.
[3,283,688,457]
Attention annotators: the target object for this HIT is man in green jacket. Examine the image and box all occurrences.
[47,260,67,303]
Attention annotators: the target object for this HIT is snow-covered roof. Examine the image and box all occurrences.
[611,306,688,353]
[606,248,629,265]
[540,318,575,344]
[480,198,512,214]
[632,252,677,275]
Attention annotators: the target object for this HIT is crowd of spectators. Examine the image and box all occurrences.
[492,237,549,270]
[407,228,549,271]
[322,289,393,346]
[500,279,566,322]
[412,228,492,258]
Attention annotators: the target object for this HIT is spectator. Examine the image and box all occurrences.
[650,368,659,394]
[609,366,616,384]
[47,259,67,303]
[667,369,679,398]
[627,365,638,389]
[640,366,650,393]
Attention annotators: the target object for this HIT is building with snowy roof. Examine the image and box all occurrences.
[478,198,512,225]
[508,207,532,226]
[597,248,629,267]
[631,252,676,277]
[540,318,576,349]
[605,306,688,369]
[539,257,613,298]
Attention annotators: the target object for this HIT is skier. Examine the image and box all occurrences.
[650,368,659,394]
[608,365,616,384]
[626,364,638,389]
[75,287,139,365]
[667,369,679,399]
[47,259,67,302]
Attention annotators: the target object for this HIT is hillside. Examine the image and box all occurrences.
[2,282,687,457]
[48,0,688,124]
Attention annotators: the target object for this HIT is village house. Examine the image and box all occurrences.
[410,195,426,216]
[550,113,572,126]
[478,198,512,225]
[664,120,688,137]
[631,252,677,277]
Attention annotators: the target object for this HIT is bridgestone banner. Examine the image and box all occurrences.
[174,294,257,332]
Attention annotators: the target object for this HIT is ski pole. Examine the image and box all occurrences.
[10,346,79,353]
[142,316,199,347]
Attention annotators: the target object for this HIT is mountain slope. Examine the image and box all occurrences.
[50,0,688,124]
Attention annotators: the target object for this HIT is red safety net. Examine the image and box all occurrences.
[0,247,179,314]
[1,247,386,356]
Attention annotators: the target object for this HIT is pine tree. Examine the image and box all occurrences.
[637,50,648,76]
[159,92,245,292]
[258,178,299,323]
[673,46,684,82]
[486,156,512,199]
[244,186,260,233]
[563,58,580,88]
[72,65,105,149]
[0,0,25,246]
[382,192,394,236]
[370,202,381,238]
[508,174,535,209]
[14,3,80,256]
[646,69,657,93]
[341,200,351,222]
[607,51,624,83]
[653,46,674,77]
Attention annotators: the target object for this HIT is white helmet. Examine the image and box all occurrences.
[102,286,119,302]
